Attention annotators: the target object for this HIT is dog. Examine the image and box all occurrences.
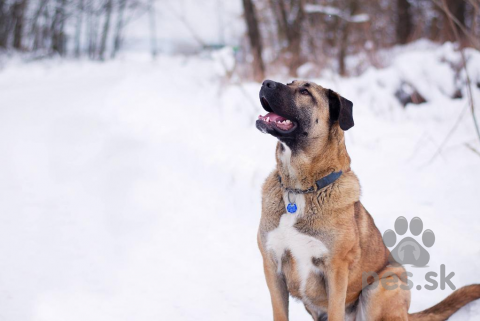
[256,79,480,321]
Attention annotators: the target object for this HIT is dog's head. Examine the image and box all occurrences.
[256,79,354,150]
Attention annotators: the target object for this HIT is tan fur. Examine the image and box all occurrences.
[258,80,480,321]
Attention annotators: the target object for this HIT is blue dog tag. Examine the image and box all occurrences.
[287,203,297,213]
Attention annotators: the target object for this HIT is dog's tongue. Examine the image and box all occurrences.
[258,112,294,131]
[258,112,287,122]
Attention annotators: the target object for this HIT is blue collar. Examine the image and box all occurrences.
[278,170,343,194]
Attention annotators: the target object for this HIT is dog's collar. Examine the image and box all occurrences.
[278,170,343,194]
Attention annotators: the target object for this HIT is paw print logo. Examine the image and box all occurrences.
[383,217,435,267]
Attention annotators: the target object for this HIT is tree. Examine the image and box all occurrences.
[99,0,113,60]
[12,0,28,50]
[242,0,265,81]
[444,0,466,43]
[269,0,305,76]
[0,0,9,48]
[74,0,85,57]
[112,0,128,58]
[396,0,412,44]
[338,0,359,76]
[51,0,68,55]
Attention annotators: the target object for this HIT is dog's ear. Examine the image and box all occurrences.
[327,89,354,131]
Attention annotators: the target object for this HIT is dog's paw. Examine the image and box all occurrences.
[382,216,435,267]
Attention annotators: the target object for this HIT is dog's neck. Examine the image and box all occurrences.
[276,127,351,190]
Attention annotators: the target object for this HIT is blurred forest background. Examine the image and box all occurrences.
[242,0,480,78]
[0,0,479,78]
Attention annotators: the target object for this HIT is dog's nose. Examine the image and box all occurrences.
[262,80,276,89]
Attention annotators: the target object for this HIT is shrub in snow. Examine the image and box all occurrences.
[395,82,427,107]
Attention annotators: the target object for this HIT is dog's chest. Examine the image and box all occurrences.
[265,210,329,296]
[266,214,328,270]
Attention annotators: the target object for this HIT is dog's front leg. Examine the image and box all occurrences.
[326,261,349,321]
[262,256,289,321]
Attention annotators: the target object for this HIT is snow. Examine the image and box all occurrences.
[304,4,369,23]
[1,42,480,321]
[304,4,342,16]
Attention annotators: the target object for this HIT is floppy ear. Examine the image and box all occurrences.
[327,89,354,131]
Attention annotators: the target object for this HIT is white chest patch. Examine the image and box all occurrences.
[279,143,296,179]
[266,214,329,296]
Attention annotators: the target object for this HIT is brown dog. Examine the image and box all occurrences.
[256,79,480,321]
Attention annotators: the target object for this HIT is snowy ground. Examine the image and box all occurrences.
[1,43,480,321]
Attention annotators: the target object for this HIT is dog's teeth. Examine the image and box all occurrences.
[286,120,291,124]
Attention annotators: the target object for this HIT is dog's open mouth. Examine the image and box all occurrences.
[258,113,295,131]
[257,97,297,133]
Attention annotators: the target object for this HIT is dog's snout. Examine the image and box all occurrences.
[262,80,276,89]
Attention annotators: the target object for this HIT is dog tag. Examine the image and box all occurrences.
[287,203,297,213]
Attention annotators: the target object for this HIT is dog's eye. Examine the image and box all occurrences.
[300,89,309,95]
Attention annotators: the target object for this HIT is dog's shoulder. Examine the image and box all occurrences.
[315,170,361,211]
[337,170,361,205]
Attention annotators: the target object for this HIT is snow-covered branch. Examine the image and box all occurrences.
[304,4,369,23]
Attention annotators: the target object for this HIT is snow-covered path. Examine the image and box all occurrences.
[1,45,480,321]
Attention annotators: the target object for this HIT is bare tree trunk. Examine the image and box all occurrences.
[277,0,291,44]
[74,0,84,57]
[268,0,286,45]
[41,4,52,52]
[441,0,467,43]
[338,0,358,76]
[470,0,478,42]
[242,0,265,82]
[272,0,304,76]
[30,0,49,51]
[98,0,113,60]
[429,15,441,41]
[396,0,412,44]
[288,1,305,76]
[12,0,28,50]
[111,0,127,58]
[448,0,466,43]
[0,0,8,48]
[87,0,98,59]
[338,21,349,76]
[51,0,67,55]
